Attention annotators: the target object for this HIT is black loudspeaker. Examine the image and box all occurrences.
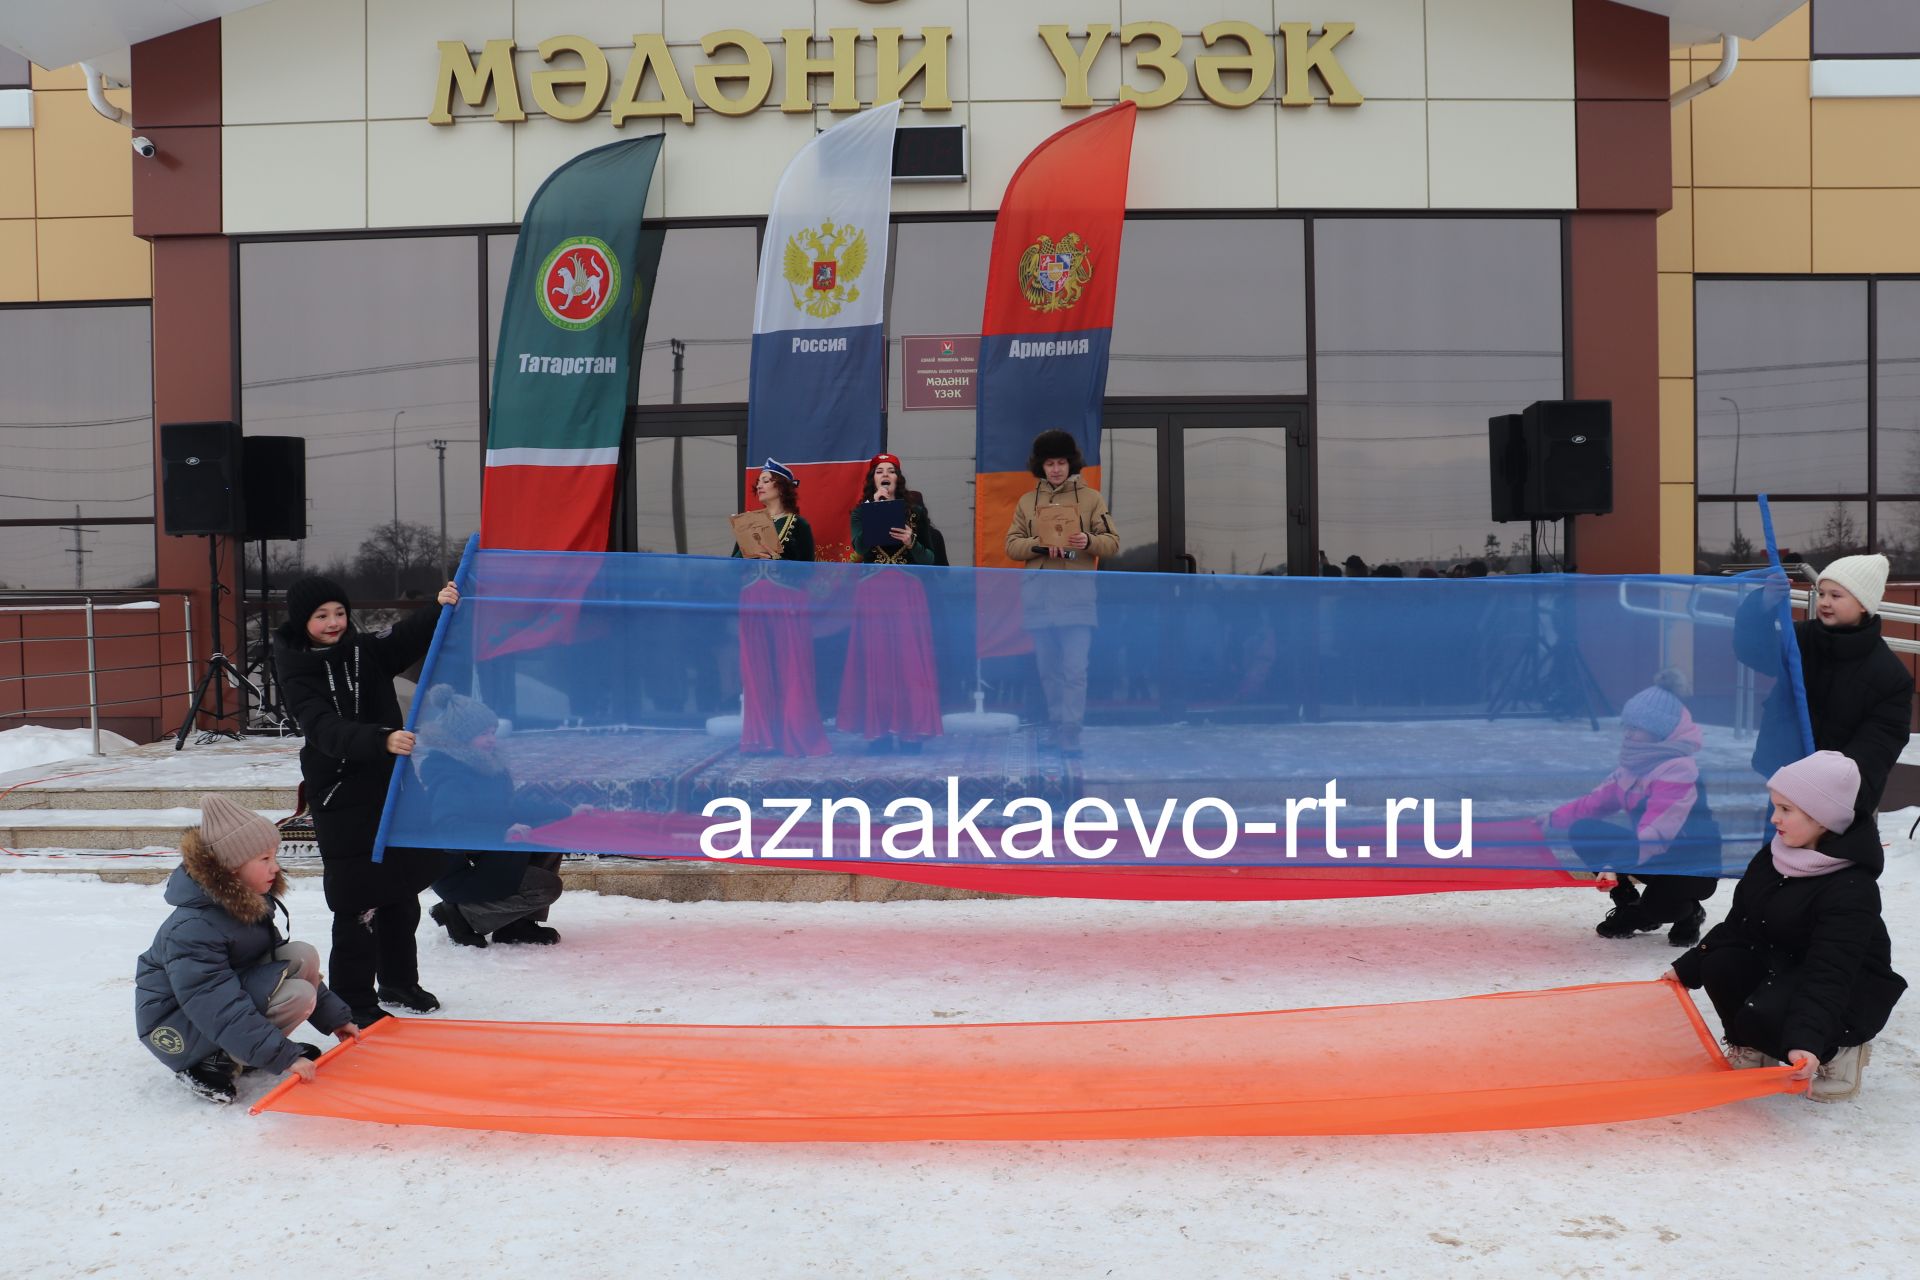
[1488,413,1527,523]
[161,422,244,535]
[1522,399,1613,518]
[242,435,308,541]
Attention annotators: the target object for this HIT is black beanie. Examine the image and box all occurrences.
[285,576,351,630]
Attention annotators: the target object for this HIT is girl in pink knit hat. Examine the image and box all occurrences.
[1666,751,1906,1103]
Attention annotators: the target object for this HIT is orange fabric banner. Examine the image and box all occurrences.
[253,982,1801,1142]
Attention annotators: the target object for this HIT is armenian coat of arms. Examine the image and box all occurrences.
[782,219,869,320]
[1018,233,1093,313]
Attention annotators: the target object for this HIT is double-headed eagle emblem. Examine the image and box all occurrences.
[783,219,869,320]
[1018,233,1093,313]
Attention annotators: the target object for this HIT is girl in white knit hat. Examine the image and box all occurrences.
[134,795,361,1103]
[1666,751,1906,1102]
[1734,553,1913,832]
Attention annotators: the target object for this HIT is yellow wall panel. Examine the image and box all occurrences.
[1813,99,1920,188]
[1660,377,1695,485]
[0,130,33,219]
[1658,187,1693,273]
[1659,272,1694,379]
[31,90,135,218]
[31,63,85,90]
[1694,188,1811,272]
[35,217,150,300]
[1814,190,1920,273]
[1660,483,1697,575]
[1692,60,1810,188]
[0,220,36,300]
[1742,4,1809,60]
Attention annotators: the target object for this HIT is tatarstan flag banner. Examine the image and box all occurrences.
[974,103,1136,653]
[748,101,902,562]
[482,136,664,551]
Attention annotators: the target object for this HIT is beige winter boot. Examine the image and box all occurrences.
[1809,1043,1871,1103]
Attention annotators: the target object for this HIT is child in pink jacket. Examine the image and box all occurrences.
[1545,670,1722,945]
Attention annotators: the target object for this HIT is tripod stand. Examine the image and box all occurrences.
[173,536,284,749]
[1485,591,1611,730]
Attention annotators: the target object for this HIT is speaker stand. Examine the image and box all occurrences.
[174,536,284,749]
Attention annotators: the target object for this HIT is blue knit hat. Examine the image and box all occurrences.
[1620,669,1689,738]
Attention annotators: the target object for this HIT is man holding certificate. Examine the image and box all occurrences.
[1002,430,1121,756]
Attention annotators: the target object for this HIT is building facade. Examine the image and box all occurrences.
[11,0,1917,734]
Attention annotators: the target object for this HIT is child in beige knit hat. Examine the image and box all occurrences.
[133,794,361,1103]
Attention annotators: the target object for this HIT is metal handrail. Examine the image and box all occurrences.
[0,591,197,755]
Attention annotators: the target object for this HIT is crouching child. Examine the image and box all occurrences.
[135,794,360,1103]
[1668,751,1906,1102]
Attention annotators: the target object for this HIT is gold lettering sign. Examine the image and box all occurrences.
[427,21,1359,125]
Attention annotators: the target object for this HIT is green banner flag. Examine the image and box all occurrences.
[482,136,663,550]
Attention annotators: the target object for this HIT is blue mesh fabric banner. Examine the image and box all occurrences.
[378,551,1798,878]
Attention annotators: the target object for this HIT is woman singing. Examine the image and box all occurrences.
[838,453,944,754]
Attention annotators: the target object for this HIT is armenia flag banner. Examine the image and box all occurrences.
[974,101,1137,652]
[748,101,902,561]
[482,136,664,552]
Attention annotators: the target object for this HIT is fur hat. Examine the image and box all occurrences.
[196,793,279,869]
[285,575,351,629]
[1027,429,1084,477]
[419,684,499,745]
[1818,553,1889,617]
[1768,750,1861,835]
[1620,668,1690,739]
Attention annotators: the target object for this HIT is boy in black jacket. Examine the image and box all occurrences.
[272,575,457,1025]
[1668,751,1906,1102]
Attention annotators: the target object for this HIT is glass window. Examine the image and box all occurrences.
[1814,1,1920,57]
[0,304,155,589]
[239,237,482,600]
[1876,280,1920,495]
[1313,218,1563,572]
[1696,499,1867,574]
[632,434,740,557]
[886,220,994,565]
[635,226,757,407]
[485,232,516,394]
[1695,280,1868,496]
[1110,218,1307,397]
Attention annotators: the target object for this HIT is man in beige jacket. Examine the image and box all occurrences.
[1003,429,1121,755]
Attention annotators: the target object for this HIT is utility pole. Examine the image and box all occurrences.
[432,438,450,580]
[60,504,92,589]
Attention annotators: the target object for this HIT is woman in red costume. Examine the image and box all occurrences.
[732,459,829,757]
[838,454,945,754]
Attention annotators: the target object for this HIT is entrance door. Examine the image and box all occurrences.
[1101,404,1308,575]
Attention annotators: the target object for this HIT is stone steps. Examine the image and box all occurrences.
[4,857,1001,903]
[0,786,297,812]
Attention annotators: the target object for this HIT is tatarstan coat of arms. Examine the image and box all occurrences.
[1018,233,1093,312]
[783,220,868,320]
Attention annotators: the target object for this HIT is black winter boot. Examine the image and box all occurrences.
[176,1052,239,1104]
[1595,903,1658,939]
[431,901,489,948]
[376,983,440,1013]
[349,1005,391,1027]
[1667,902,1707,948]
[493,918,561,945]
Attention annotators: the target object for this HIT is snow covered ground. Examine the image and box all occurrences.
[4,823,1918,1277]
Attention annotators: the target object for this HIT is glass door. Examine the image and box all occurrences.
[1172,408,1306,577]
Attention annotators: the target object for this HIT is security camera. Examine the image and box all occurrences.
[132,135,156,159]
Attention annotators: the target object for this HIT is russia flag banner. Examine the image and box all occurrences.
[747,101,903,560]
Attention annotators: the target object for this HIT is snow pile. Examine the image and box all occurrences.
[0,725,138,775]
